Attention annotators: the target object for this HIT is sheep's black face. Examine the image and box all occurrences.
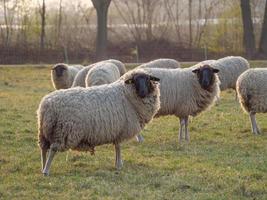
[192,65,219,91]
[53,65,66,77]
[125,73,160,98]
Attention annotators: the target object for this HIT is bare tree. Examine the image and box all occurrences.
[163,0,184,44]
[39,0,46,52]
[0,0,18,48]
[240,0,256,58]
[114,0,167,44]
[188,0,192,49]
[56,0,63,46]
[258,0,267,58]
[91,0,111,60]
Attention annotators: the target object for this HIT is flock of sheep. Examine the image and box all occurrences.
[37,56,266,176]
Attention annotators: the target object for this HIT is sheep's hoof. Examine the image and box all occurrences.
[253,130,261,135]
[42,171,49,176]
[136,135,144,143]
[116,160,123,170]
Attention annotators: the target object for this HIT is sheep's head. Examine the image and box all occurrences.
[125,72,160,98]
[192,65,219,91]
[52,64,68,77]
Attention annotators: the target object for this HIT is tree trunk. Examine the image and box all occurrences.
[40,0,46,52]
[56,0,63,46]
[189,0,192,49]
[91,0,111,60]
[240,0,256,58]
[258,0,267,58]
[3,0,10,48]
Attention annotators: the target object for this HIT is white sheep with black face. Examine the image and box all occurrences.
[51,63,83,89]
[236,68,267,135]
[37,69,160,176]
[141,64,220,142]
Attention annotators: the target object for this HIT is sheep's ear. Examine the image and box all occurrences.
[125,78,134,84]
[192,69,199,74]
[213,68,219,73]
[149,75,160,82]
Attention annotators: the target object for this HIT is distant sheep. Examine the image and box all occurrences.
[138,58,181,69]
[236,68,267,135]
[72,59,126,87]
[38,69,160,175]
[51,63,83,89]
[85,62,120,87]
[143,65,220,142]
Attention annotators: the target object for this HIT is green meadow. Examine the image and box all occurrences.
[0,62,267,199]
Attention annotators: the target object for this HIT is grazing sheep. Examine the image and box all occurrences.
[143,65,220,142]
[236,68,267,135]
[51,63,83,89]
[138,58,181,69]
[37,69,160,175]
[210,56,250,91]
[85,62,120,87]
[72,59,126,87]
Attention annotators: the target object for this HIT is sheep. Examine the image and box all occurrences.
[51,63,83,89]
[190,60,216,69]
[134,58,180,142]
[37,69,160,175]
[72,59,126,87]
[142,64,220,142]
[236,68,267,135]
[85,62,120,87]
[137,58,181,69]
[210,56,250,91]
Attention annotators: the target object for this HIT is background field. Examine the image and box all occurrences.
[0,62,267,199]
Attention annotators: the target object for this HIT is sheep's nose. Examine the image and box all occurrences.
[138,88,148,98]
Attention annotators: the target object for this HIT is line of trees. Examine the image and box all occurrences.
[0,0,266,64]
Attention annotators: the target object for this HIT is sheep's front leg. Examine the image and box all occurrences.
[136,134,144,143]
[41,147,48,171]
[42,144,57,176]
[184,116,190,142]
[249,112,261,135]
[114,143,123,170]
[178,117,185,142]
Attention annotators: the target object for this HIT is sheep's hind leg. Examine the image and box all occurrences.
[42,144,58,176]
[184,116,190,142]
[136,134,144,143]
[114,143,123,170]
[178,118,185,142]
[249,112,261,135]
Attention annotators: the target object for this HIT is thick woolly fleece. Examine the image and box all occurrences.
[236,68,267,114]
[138,58,181,69]
[144,67,220,118]
[38,69,160,152]
[210,56,250,91]
[72,59,126,87]
[51,64,83,89]
[85,63,120,87]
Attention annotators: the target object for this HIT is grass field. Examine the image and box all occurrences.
[0,62,267,199]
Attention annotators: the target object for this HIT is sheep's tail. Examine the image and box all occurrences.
[236,84,250,113]
[37,102,56,150]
